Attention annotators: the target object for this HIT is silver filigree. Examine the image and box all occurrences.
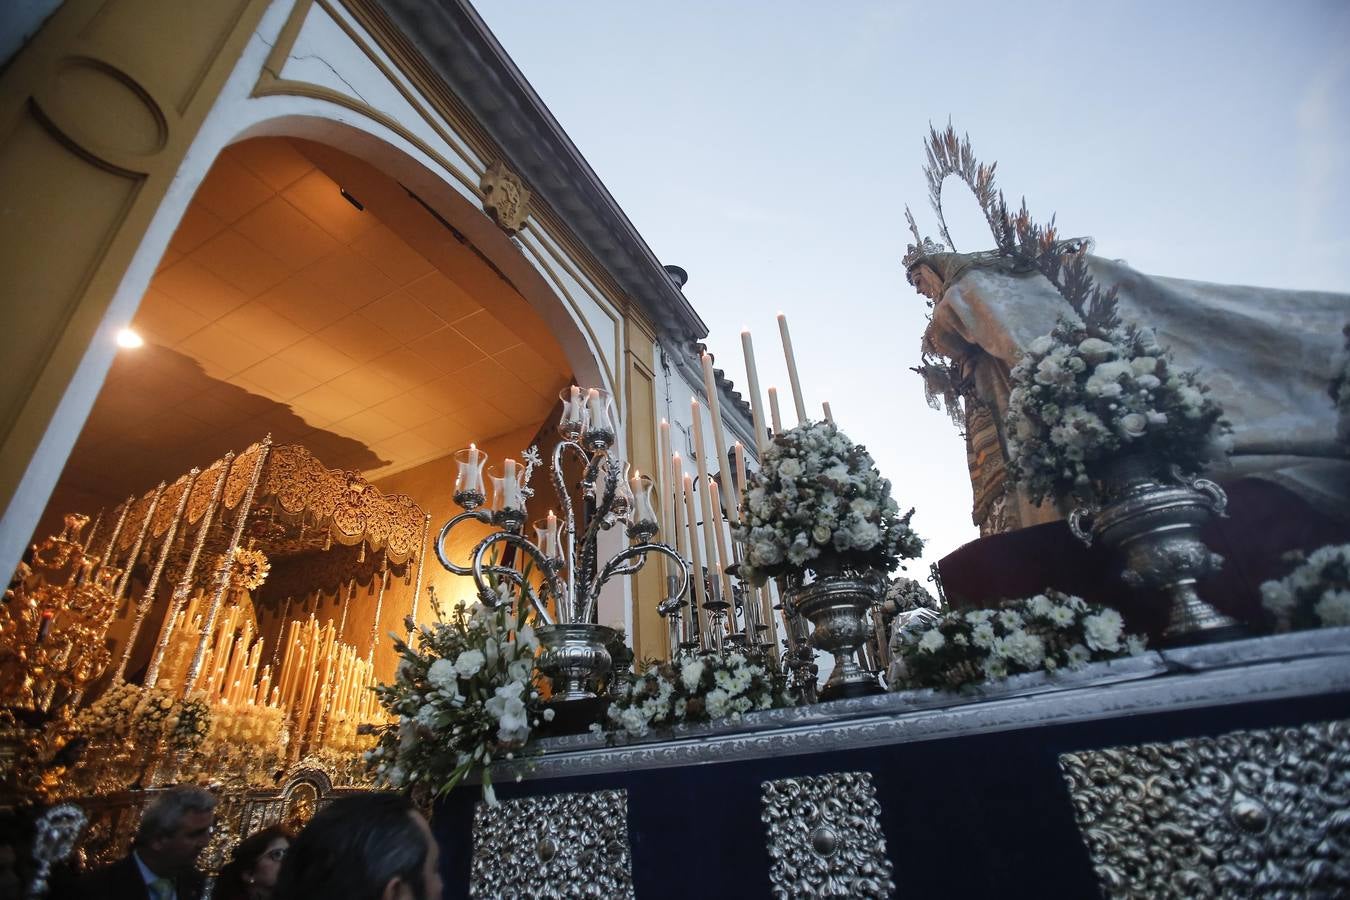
[761,772,895,898]
[1059,719,1350,899]
[470,789,634,899]
[29,803,87,898]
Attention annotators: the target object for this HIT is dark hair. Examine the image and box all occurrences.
[272,794,428,900]
[134,785,217,847]
[214,826,292,900]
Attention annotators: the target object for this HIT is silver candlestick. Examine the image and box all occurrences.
[434,387,688,704]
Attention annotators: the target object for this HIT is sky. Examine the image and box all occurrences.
[474,0,1350,581]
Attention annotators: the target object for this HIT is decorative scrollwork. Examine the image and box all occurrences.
[1059,719,1350,899]
[470,789,634,899]
[761,771,895,899]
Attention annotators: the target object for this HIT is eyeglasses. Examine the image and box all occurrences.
[263,847,287,863]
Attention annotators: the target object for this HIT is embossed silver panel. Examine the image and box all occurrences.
[470,789,634,899]
[1060,719,1350,899]
[761,771,896,898]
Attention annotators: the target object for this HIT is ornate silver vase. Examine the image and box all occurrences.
[789,574,885,700]
[535,623,617,703]
[1070,459,1241,645]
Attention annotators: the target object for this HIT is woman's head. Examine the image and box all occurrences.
[217,826,291,900]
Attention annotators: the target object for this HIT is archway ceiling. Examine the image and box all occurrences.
[61,138,571,509]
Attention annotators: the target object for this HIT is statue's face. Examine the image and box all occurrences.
[907,264,944,303]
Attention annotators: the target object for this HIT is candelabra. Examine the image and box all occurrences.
[435,387,688,704]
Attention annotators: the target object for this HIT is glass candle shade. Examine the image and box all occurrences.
[453,446,487,507]
[487,460,527,514]
[581,388,616,448]
[533,513,561,559]
[629,471,659,538]
[608,459,634,521]
[559,385,586,439]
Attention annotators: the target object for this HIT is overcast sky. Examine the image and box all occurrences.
[475,0,1350,578]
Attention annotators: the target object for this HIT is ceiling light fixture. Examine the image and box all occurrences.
[339,187,365,211]
[115,327,144,349]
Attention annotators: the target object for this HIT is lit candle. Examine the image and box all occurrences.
[631,470,659,531]
[777,313,808,425]
[707,478,736,633]
[683,473,707,636]
[823,402,834,426]
[658,419,674,539]
[700,353,739,525]
[546,509,558,556]
[768,386,783,435]
[468,444,481,491]
[740,328,768,456]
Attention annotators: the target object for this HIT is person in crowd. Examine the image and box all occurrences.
[74,785,215,900]
[213,826,291,900]
[273,793,441,900]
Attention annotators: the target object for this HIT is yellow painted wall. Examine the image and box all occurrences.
[0,0,271,527]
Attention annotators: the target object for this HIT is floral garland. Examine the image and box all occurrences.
[734,422,923,585]
[889,590,1146,691]
[167,695,211,753]
[1260,543,1350,632]
[606,651,792,738]
[74,683,211,753]
[1005,318,1229,505]
[367,596,550,801]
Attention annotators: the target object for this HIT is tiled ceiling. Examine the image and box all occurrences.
[56,137,571,513]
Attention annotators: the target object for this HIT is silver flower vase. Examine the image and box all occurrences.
[535,623,617,703]
[1069,457,1242,645]
[789,573,885,701]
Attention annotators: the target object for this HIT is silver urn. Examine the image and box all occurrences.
[535,623,617,703]
[1070,460,1241,644]
[789,574,885,700]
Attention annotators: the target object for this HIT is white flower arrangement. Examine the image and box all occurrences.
[366,593,548,802]
[888,589,1146,691]
[733,422,923,585]
[1260,543,1350,632]
[73,683,211,752]
[605,652,792,738]
[1005,317,1230,505]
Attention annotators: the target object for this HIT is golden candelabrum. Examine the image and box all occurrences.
[1,513,121,715]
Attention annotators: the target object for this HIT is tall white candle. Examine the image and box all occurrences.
[671,453,688,560]
[734,442,748,516]
[822,401,834,425]
[768,387,783,435]
[707,478,736,634]
[682,472,707,639]
[777,313,808,425]
[467,443,481,492]
[631,470,659,528]
[586,389,609,433]
[740,329,768,456]
[569,386,582,422]
[700,353,740,525]
[504,458,521,510]
[658,419,674,541]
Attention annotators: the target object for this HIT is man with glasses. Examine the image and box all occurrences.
[74,785,215,900]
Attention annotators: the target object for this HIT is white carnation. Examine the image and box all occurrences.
[1083,609,1124,652]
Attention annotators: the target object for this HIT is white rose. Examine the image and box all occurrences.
[1130,356,1158,375]
[1118,413,1148,439]
[1077,337,1115,363]
[1029,336,1055,355]
[1314,589,1350,627]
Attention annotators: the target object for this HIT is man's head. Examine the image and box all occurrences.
[273,793,441,900]
[134,785,217,876]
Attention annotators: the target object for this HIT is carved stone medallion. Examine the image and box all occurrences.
[1059,719,1350,899]
[470,789,634,899]
[760,771,895,898]
[480,161,532,234]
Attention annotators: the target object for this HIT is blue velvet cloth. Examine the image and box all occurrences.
[433,692,1350,898]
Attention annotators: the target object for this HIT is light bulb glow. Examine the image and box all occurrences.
[115,328,143,349]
